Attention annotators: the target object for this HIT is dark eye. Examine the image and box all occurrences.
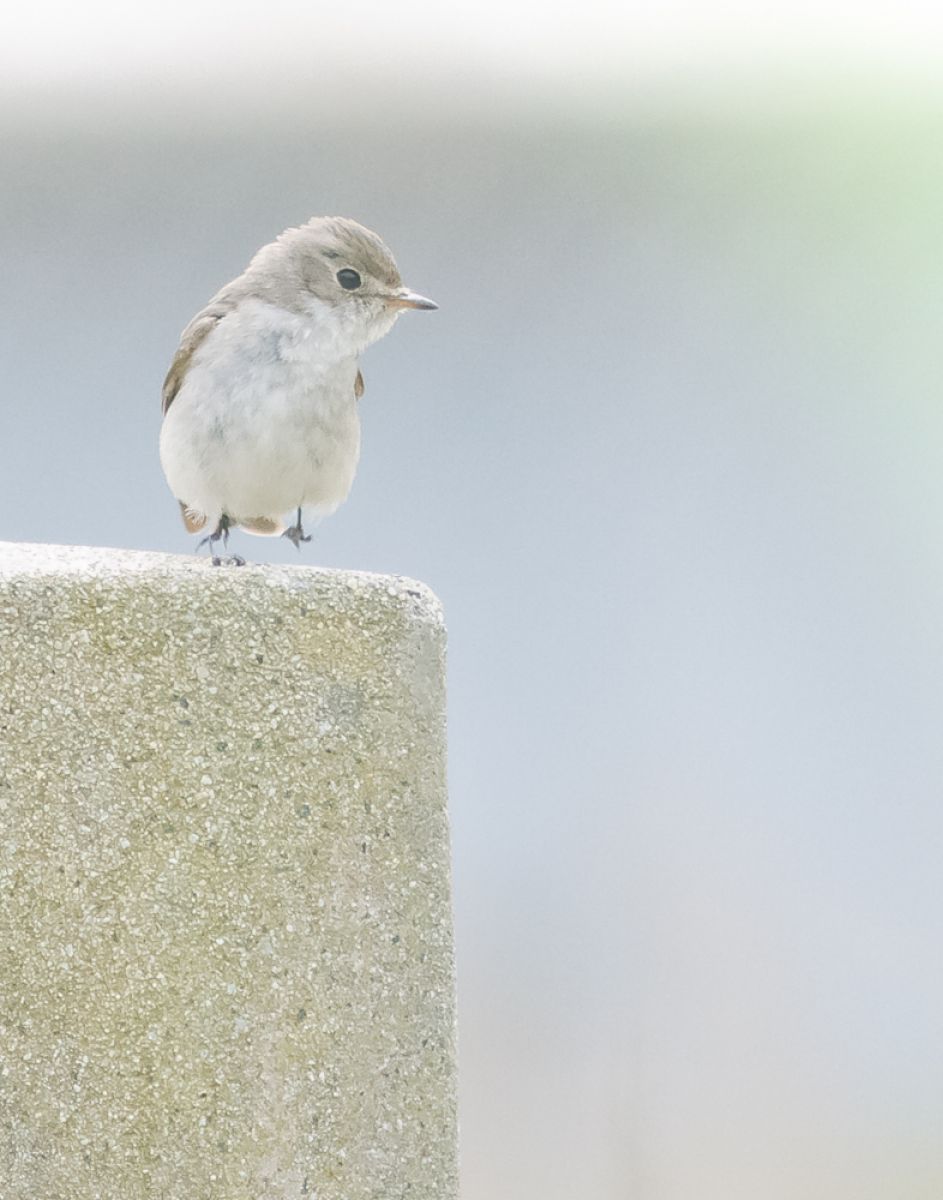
[336,268,361,290]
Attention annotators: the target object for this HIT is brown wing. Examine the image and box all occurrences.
[179,500,207,533]
[355,369,365,400]
[240,516,284,536]
[161,310,227,415]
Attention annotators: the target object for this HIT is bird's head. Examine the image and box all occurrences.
[246,216,437,356]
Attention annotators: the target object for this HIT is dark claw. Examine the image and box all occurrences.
[199,515,248,565]
[282,526,312,550]
[282,507,312,551]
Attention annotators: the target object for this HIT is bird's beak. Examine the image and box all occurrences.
[386,287,438,311]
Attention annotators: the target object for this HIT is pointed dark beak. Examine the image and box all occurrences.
[387,288,438,311]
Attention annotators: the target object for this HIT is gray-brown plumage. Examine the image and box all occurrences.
[159,216,436,559]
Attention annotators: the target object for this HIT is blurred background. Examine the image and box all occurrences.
[4,3,943,1197]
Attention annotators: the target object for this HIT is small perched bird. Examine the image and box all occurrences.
[159,216,437,563]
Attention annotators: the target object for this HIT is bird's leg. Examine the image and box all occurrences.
[197,515,228,561]
[282,507,312,551]
[197,515,246,567]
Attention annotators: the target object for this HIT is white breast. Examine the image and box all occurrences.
[159,298,362,531]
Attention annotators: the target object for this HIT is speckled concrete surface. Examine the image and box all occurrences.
[0,542,456,1199]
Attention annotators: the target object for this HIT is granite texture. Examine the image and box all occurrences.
[0,542,456,1199]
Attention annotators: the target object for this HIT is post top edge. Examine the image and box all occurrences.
[0,541,444,630]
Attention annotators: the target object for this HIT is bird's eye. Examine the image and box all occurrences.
[336,268,361,290]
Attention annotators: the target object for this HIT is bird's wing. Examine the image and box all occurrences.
[178,500,207,533]
[355,369,365,400]
[161,295,237,416]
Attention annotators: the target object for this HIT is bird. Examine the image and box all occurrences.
[159,216,437,564]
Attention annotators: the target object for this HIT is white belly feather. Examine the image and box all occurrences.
[159,298,362,533]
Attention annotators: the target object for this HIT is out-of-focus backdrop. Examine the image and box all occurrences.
[4,4,943,1197]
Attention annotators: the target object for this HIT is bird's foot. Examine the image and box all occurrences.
[198,515,248,564]
[282,526,312,550]
[282,508,312,551]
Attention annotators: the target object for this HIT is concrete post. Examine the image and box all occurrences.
[0,543,456,1200]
